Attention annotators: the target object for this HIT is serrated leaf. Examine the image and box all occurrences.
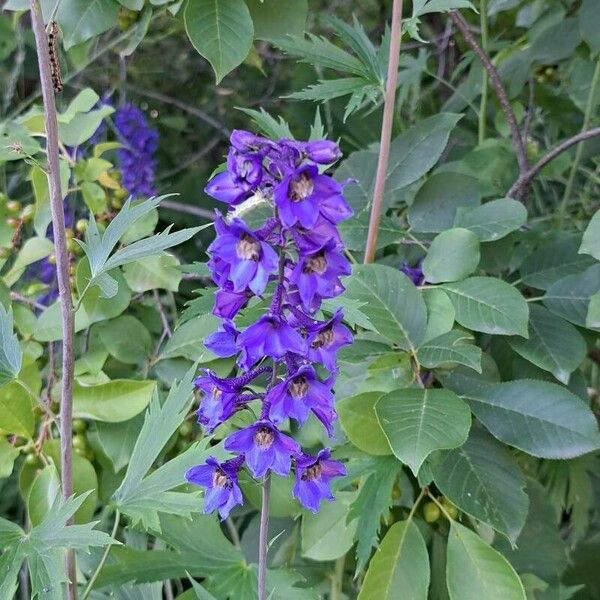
[446,521,526,600]
[375,388,471,475]
[348,456,401,573]
[507,304,587,384]
[0,303,22,386]
[447,378,600,459]
[358,520,430,600]
[430,427,528,544]
[184,0,254,83]
[422,228,480,283]
[442,277,529,337]
[344,264,427,351]
[417,329,482,372]
[454,198,527,242]
[236,107,294,139]
[412,0,475,17]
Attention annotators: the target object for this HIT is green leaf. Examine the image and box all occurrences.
[0,380,35,437]
[417,329,482,372]
[122,254,182,292]
[507,304,587,384]
[27,464,61,527]
[0,121,41,162]
[184,0,254,83]
[344,264,427,351]
[338,212,400,251]
[543,264,600,328]
[375,388,471,475]
[30,161,71,238]
[96,315,152,364]
[348,456,401,573]
[446,521,526,600]
[358,520,430,600]
[454,198,527,242]
[579,0,600,55]
[57,0,120,49]
[430,427,528,544]
[422,288,455,343]
[448,378,600,459]
[520,235,596,290]
[160,314,219,361]
[0,303,21,386]
[112,367,197,523]
[81,181,107,214]
[587,291,600,328]
[412,0,475,16]
[579,209,600,260]
[336,114,463,214]
[301,492,357,561]
[0,436,20,478]
[442,277,529,337]
[73,379,156,422]
[338,392,392,455]
[422,228,480,283]
[245,0,307,39]
[4,236,54,286]
[236,107,294,139]
[96,414,144,473]
[408,172,481,233]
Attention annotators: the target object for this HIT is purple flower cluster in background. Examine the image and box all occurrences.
[186,131,352,518]
[114,103,158,198]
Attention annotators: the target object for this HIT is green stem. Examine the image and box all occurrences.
[478,0,489,144]
[80,509,120,600]
[559,56,600,223]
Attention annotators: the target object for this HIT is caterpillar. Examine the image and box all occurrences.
[47,21,63,93]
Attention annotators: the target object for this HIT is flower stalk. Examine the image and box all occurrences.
[29,2,76,597]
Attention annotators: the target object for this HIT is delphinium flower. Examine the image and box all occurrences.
[400,260,425,286]
[114,103,158,198]
[186,131,353,519]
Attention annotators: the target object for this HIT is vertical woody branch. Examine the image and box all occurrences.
[29,2,76,598]
[363,0,404,264]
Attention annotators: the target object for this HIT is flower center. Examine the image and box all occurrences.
[289,376,309,399]
[303,252,327,275]
[236,234,261,261]
[212,469,232,489]
[289,172,314,202]
[254,426,275,448]
[311,327,334,349]
[210,387,222,400]
[301,462,322,481]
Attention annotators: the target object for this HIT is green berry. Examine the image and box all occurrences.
[441,498,459,520]
[75,219,88,234]
[423,502,441,523]
[72,434,87,451]
[20,204,35,223]
[179,422,193,437]
[73,419,87,433]
[47,254,57,265]
[25,453,39,466]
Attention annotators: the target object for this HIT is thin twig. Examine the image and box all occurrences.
[507,127,600,199]
[10,292,46,312]
[157,138,220,182]
[449,11,529,178]
[478,0,489,144]
[364,0,404,263]
[125,83,230,138]
[522,77,535,141]
[29,3,76,598]
[160,199,215,220]
[153,289,172,338]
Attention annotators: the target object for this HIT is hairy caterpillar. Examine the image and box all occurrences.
[47,21,63,93]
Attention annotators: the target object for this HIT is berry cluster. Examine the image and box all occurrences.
[186,131,354,518]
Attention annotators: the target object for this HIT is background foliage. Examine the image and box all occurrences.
[0,0,599,598]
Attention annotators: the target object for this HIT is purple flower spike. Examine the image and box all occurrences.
[114,104,158,198]
[230,130,271,154]
[267,365,334,426]
[237,314,307,368]
[225,420,300,478]
[227,149,263,191]
[205,170,252,205]
[290,241,351,309]
[293,449,346,513]
[208,216,278,295]
[213,283,251,319]
[194,375,238,433]
[205,321,239,358]
[306,309,353,372]
[274,164,321,229]
[186,457,244,520]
